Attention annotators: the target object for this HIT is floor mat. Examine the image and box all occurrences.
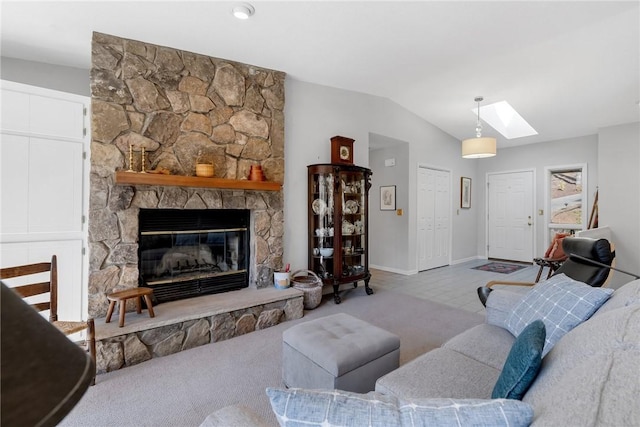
[472,262,527,274]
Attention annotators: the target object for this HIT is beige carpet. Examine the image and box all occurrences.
[60,286,483,427]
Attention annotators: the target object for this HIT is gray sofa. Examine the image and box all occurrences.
[203,278,640,426]
[375,278,640,426]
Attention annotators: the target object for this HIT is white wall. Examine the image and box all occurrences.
[369,136,410,273]
[598,122,640,287]
[283,80,374,273]
[475,135,599,259]
[284,78,479,274]
[1,57,90,96]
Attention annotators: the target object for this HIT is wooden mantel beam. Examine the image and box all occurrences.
[114,171,282,191]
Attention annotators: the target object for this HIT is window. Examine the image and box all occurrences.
[545,164,588,244]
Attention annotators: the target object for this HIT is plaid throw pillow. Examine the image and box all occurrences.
[506,274,613,356]
[266,388,533,427]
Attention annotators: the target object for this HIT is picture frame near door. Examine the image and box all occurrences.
[380,185,396,211]
[461,177,471,209]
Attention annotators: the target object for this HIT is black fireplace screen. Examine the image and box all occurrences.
[138,209,249,304]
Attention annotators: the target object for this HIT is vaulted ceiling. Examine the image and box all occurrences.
[2,1,638,147]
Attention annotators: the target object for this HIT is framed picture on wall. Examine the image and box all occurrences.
[461,177,471,209]
[380,185,396,211]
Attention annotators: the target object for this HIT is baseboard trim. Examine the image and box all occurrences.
[372,258,489,274]
[370,265,417,276]
[451,256,485,265]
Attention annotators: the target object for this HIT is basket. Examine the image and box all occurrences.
[291,269,323,310]
[196,163,214,177]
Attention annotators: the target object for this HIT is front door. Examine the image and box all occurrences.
[487,170,534,262]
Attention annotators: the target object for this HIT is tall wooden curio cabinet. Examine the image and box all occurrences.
[308,164,372,304]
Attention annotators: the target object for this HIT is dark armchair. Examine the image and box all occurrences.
[477,237,615,306]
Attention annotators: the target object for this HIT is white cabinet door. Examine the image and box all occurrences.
[1,89,30,132]
[0,84,85,139]
[1,80,89,320]
[0,134,29,233]
[29,137,83,233]
[30,94,85,140]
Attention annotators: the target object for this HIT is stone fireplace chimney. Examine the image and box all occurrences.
[88,32,286,318]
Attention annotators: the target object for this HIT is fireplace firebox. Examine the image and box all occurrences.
[138,209,250,304]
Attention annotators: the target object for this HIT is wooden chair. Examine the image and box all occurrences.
[0,255,97,385]
[533,232,571,282]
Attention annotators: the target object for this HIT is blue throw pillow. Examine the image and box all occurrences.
[266,388,533,427]
[506,273,613,356]
[492,320,546,400]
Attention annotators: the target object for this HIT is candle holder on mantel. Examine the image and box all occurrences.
[128,145,134,172]
[127,145,147,173]
[140,147,146,173]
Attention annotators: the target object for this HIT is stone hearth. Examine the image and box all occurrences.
[96,287,303,373]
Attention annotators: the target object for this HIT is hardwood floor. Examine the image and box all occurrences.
[370,260,539,314]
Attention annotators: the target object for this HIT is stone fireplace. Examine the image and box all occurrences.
[88,32,286,318]
[88,33,299,372]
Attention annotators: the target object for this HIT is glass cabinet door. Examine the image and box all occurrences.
[310,171,335,279]
[308,163,372,304]
[339,171,366,278]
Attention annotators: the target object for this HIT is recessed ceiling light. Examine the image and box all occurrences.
[472,101,538,140]
[232,3,255,20]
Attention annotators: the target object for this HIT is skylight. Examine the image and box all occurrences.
[472,101,537,139]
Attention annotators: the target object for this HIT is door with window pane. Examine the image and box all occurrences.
[546,165,587,246]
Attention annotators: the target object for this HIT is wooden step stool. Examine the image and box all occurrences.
[106,287,155,327]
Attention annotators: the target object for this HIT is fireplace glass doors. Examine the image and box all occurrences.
[138,209,249,304]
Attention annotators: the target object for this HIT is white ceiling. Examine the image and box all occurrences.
[2,1,639,148]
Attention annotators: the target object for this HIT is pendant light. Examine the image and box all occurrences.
[462,96,497,158]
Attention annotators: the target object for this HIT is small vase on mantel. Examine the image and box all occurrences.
[249,164,265,181]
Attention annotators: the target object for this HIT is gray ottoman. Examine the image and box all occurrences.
[282,313,400,393]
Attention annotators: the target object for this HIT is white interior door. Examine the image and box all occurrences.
[1,80,89,320]
[488,170,534,262]
[418,166,450,271]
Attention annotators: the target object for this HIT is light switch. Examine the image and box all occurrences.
[385,158,396,167]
